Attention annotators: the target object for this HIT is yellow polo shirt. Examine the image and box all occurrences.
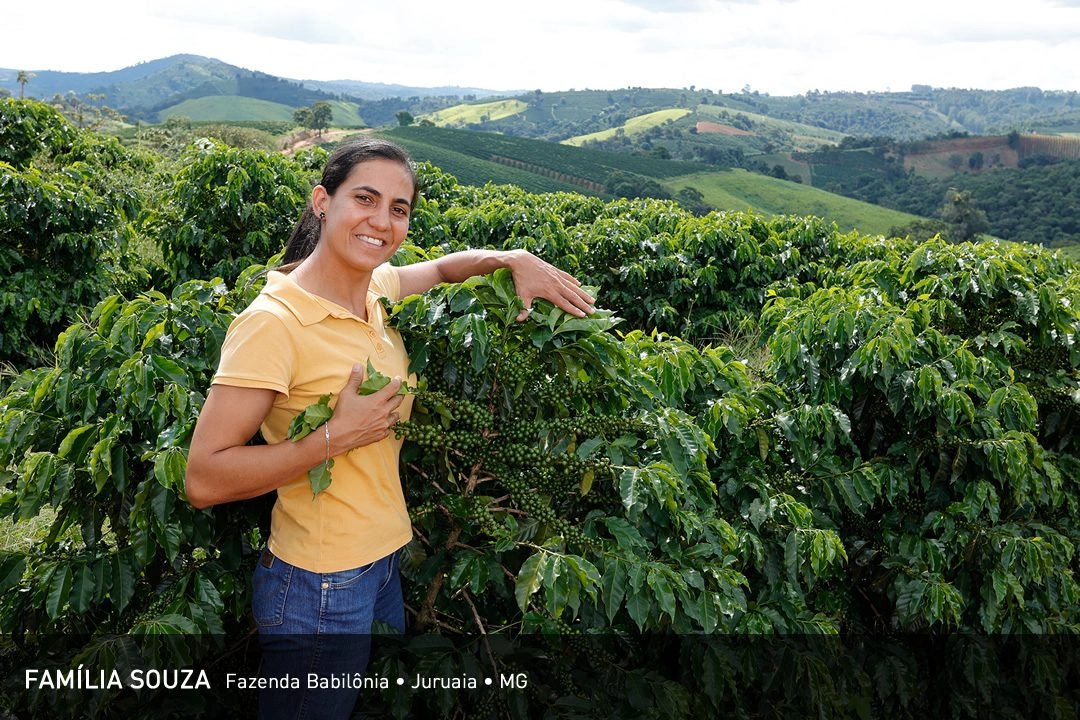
[213,265,414,572]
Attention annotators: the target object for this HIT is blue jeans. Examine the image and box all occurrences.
[251,547,405,720]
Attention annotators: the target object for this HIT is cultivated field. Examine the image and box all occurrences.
[562,108,692,146]
[421,99,529,127]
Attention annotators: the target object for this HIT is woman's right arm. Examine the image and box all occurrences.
[185,384,325,508]
[185,366,404,508]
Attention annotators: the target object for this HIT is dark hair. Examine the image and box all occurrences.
[281,138,419,265]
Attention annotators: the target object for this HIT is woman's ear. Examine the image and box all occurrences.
[311,184,329,216]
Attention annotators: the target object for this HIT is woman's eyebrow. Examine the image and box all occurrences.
[355,185,412,209]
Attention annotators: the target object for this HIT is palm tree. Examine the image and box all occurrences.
[16,70,35,98]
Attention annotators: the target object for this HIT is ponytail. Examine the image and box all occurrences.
[282,206,320,266]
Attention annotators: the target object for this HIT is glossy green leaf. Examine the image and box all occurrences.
[515,552,545,612]
[357,359,393,395]
[70,563,95,614]
[46,564,72,620]
[0,553,26,594]
[601,557,628,622]
[308,458,334,496]
[111,552,136,613]
[153,446,187,490]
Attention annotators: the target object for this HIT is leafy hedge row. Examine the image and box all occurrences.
[0,99,153,365]
[1,100,1078,718]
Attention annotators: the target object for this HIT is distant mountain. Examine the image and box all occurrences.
[3,55,1078,246]
[299,79,515,101]
[0,55,512,121]
[1,55,353,120]
[0,55,201,98]
[3,55,1079,155]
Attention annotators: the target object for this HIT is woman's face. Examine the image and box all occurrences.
[313,157,414,273]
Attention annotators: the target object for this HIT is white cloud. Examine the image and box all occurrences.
[2,0,1077,95]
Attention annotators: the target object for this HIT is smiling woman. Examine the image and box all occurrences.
[182,137,594,720]
[287,156,416,315]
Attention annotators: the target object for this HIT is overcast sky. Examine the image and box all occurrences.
[4,0,1079,96]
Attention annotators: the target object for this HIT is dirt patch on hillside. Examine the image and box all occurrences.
[904,135,1018,176]
[281,128,369,154]
[696,121,753,136]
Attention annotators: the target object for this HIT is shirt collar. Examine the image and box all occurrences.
[263,270,380,327]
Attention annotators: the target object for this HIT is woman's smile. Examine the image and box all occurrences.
[355,233,388,248]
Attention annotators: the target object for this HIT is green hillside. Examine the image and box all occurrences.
[322,100,366,127]
[421,99,529,127]
[564,108,692,146]
[159,96,298,122]
[12,57,1080,148]
[7,57,1079,246]
[158,96,367,126]
[377,130,585,194]
[666,169,923,235]
[381,125,925,236]
[488,88,696,129]
[389,125,709,184]
[694,103,848,152]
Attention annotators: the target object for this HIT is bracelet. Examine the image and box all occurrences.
[324,422,331,463]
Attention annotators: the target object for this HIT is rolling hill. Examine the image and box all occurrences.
[0,55,349,119]
[563,108,693,146]
[0,55,501,123]
[380,125,923,236]
[158,96,367,126]
[5,55,1078,244]
[421,99,531,127]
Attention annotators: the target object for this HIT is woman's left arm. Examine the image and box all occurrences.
[395,249,594,321]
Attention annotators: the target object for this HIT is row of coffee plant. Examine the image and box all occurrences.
[1,99,1077,717]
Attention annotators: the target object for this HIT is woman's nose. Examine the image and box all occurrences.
[368,205,391,230]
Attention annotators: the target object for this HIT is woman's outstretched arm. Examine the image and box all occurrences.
[395,249,594,321]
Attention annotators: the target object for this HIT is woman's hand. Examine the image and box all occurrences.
[395,248,595,321]
[504,249,594,321]
[326,363,406,453]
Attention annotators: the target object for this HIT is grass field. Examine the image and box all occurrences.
[754,152,813,183]
[325,100,367,127]
[904,136,1018,179]
[666,169,925,236]
[158,96,366,126]
[159,96,297,123]
[0,499,52,552]
[1057,243,1080,261]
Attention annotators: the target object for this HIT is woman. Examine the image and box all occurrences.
[184,138,593,719]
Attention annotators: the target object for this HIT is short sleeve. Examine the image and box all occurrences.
[370,263,401,302]
[213,308,295,397]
